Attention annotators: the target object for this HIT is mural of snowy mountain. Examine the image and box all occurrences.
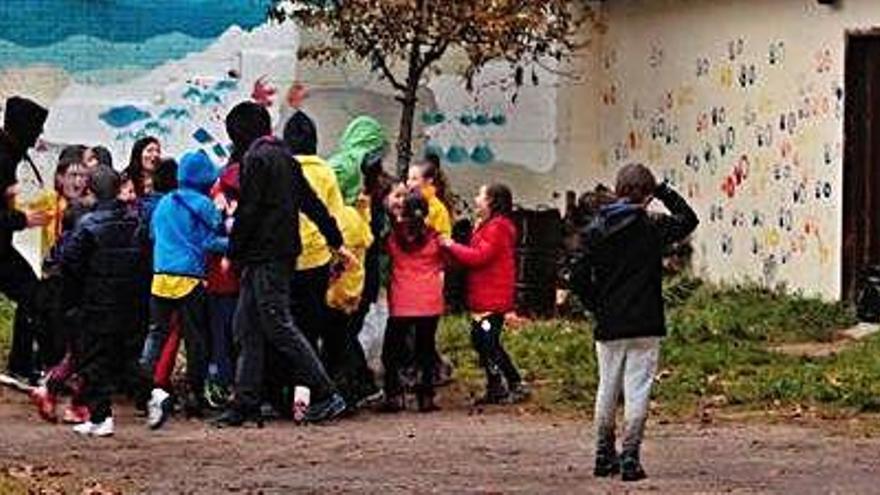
[42,22,299,165]
[0,0,558,173]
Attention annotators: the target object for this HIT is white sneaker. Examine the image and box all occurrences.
[147,388,172,430]
[73,417,114,437]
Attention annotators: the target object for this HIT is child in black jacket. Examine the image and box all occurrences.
[62,167,144,437]
[573,163,698,482]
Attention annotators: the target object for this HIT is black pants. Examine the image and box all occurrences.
[344,302,378,393]
[77,313,129,423]
[33,277,70,367]
[470,314,521,392]
[382,316,439,398]
[233,262,336,411]
[140,286,209,396]
[0,249,42,376]
[322,306,378,403]
[289,264,331,351]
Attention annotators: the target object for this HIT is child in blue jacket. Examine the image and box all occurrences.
[138,150,228,429]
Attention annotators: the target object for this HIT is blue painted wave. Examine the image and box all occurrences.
[0,32,213,76]
[0,0,271,47]
[100,105,152,128]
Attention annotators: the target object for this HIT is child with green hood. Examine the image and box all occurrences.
[328,116,388,206]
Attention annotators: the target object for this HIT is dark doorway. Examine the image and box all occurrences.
[843,33,880,299]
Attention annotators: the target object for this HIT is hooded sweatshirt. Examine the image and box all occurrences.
[0,96,49,258]
[230,136,343,266]
[573,184,698,341]
[150,151,227,289]
[227,101,342,266]
[328,116,387,206]
[283,111,348,271]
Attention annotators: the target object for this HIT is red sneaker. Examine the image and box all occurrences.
[30,386,58,423]
[62,404,90,425]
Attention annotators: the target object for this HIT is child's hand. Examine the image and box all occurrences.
[214,193,229,212]
[439,236,454,248]
[26,210,51,228]
[335,246,357,268]
[355,191,370,210]
[5,184,19,199]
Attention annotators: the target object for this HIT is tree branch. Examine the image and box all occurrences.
[418,39,450,74]
[373,52,407,93]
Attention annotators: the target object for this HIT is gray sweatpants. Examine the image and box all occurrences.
[593,337,661,458]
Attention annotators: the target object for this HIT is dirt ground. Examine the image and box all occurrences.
[1,388,879,494]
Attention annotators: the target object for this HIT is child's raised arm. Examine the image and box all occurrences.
[653,183,699,246]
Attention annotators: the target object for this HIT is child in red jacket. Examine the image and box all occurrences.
[204,161,240,408]
[381,189,444,413]
[442,183,528,405]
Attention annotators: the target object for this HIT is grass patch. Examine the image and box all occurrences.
[440,276,869,418]
[0,296,12,369]
[0,474,27,495]
[1,277,870,418]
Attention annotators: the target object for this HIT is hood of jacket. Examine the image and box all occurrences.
[584,200,644,248]
[328,116,386,205]
[225,101,271,163]
[283,110,318,156]
[178,150,218,193]
[3,96,48,152]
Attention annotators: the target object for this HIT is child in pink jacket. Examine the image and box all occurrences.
[381,188,444,413]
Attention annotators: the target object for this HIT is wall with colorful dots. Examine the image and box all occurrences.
[568,0,880,299]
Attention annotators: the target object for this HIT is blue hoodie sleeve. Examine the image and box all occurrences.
[199,196,228,254]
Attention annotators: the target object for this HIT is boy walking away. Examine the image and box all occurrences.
[213,102,350,427]
[62,167,143,437]
[139,151,228,430]
[573,164,698,482]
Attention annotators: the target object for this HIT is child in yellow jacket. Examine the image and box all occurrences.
[327,195,374,313]
[406,155,452,238]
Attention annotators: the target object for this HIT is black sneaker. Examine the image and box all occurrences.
[303,393,347,424]
[211,406,264,429]
[507,383,531,404]
[473,389,509,406]
[593,453,620,477]
[183,395,208,419]
[376,393,405,413]
[620,456,647,482]
[416,394,440,413]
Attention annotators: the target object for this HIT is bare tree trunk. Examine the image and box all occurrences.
[395,90,417,178]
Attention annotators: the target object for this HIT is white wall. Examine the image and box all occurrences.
[563,0,880,299]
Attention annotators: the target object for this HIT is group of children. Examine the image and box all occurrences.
[0,97,529,437]
[0,94,699,482]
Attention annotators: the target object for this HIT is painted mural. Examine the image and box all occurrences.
[423,65,559,172]
[593,1,848,298]
[0,0,558,178]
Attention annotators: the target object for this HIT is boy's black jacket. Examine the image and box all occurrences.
[230,137,342,266]
[61,200,143,318]
[573,184,698,341]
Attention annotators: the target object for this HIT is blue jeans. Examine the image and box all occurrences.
[208,294,237,387]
